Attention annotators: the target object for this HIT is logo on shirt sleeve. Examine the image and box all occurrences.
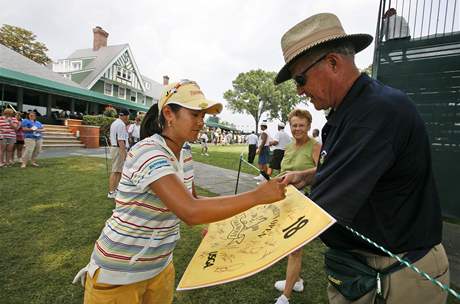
[319,150,327,165]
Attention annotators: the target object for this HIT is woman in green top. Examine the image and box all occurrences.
[274,109,321,304]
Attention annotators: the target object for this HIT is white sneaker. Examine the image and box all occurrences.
[274,294,289,304]
[274,278,304,292]
[107,191,117,199]
[253,174,264,181]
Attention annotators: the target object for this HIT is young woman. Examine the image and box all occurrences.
[274,109,321,304]
[14,112,25,163]
[74,80,286,304]
[0,108,19,167]
[20,111,44,168]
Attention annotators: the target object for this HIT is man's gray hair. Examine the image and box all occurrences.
[327,41,356,56]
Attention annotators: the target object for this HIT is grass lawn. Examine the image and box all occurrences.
[190,144,261,176]
[1,156,458,303]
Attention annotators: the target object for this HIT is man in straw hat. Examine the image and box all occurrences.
[277,13,449,304]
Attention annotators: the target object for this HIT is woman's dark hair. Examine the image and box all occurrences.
[140,103,181,140]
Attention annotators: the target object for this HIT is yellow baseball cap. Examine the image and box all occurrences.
[158,80,223,114]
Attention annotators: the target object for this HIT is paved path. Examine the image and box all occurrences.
[39,148,459,287]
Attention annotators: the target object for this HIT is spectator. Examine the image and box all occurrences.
[0,108,19,167]
[21,111,43,168]
[32,109,42,117]
[247,131,258,164]
[128,115,142,147]
[273,109,320,303]
[13,112,25,163]
[312,128,322,144]
[254,122,270,181]
[268,122,291,176]
[381,8,410,41]
[276,13,448,304]
[200,131,209,156]
[107,108,130,199]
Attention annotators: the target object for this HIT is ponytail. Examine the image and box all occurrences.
[140,103,181,140]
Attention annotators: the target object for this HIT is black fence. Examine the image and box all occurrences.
[373,0,460,218]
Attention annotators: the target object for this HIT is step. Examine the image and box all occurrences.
[43,124,69,129]
[42,143,86,148]
[43,139,83,144]
[42,131,74,136]
[43,134,77,139]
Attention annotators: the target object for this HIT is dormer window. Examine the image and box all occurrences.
[71,61,82,71]
[116,66,133,82]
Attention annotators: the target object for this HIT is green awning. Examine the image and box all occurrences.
[205,120,238,131]
[0,67,149,112]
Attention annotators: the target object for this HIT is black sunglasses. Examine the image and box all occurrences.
[293,55,327,87]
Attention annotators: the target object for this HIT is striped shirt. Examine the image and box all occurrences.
[83,134,194,285]
[0,116,18,139]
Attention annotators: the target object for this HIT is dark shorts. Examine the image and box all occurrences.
[16,140,25,145]
[258,146,270,165]
[269,149,285,170]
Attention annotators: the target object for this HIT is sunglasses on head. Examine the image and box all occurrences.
[293,55,327,87]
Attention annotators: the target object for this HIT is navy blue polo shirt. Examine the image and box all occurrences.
[311,73,442,255]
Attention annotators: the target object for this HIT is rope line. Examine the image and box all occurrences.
[344,225,459,299]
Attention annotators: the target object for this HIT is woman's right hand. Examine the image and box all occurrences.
[254,178,286,204]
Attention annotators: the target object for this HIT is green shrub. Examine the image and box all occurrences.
[103,106,118,118]
[82,115,116,145]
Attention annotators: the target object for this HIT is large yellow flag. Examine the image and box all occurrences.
[177,185,336,290]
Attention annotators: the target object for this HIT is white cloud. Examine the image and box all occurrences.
[1,0,379,131]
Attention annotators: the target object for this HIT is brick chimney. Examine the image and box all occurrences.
[163,75,170,86]
[93,26,109,51]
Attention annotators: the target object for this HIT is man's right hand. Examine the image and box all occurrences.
[281,171,309,190]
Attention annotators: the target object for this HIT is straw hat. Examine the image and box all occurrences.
[158,80,223,114]
[275,13,373,84]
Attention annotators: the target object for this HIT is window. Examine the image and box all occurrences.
[116,66,133,82]
[143,96,146,105]
[104,82,113,96]
[130,91,137,103]
[118,87,126,99]
[71,61,82,71]
[145,82,151,90]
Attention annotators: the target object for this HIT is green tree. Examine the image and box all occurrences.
[224,69,304,132]
[0,24,51,65]
[362,64,373,76]
[269,79,306,124]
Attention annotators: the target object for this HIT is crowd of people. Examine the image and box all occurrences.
[0,108,44,168]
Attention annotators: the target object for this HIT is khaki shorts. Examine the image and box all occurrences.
[110,147,125,173]
[83,262,175,304]
[0,138,16,145]
[327,243,449,304]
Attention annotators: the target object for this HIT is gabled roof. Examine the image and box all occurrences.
[63,44,163,101]
[141,74,163,102]
[0,44,82,88]
[66,44,129,88]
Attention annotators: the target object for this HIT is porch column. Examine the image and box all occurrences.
[70,99,75,113]
[47,94,53,117]
[17,87,23,112]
